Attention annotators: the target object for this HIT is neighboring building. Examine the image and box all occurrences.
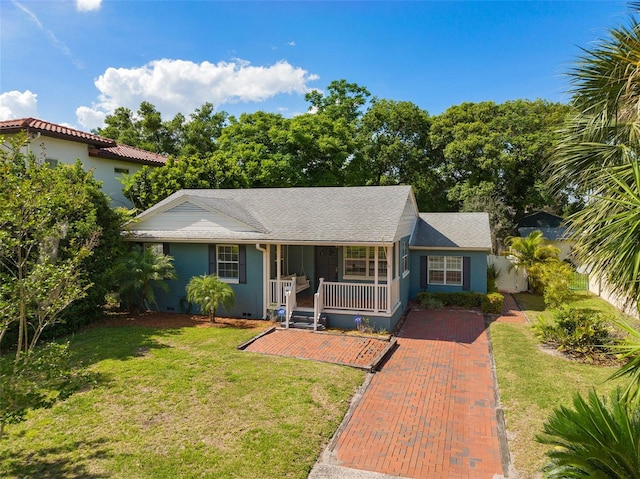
[126,185,492,331]
[517,211,572,260]
[0,118,167,208]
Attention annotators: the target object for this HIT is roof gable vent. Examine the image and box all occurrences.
[168,202,210,214]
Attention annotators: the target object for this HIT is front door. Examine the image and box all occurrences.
[315,246,338,286]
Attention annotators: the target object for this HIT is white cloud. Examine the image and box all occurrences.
[287,41,296,47]
[12,1,83,69]
[76,0,101,12]
[0,90,38,120]
[75,106,106,130]
[77,58,319,127]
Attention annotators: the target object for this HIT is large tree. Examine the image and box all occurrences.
[0,134,104,353]
[430,99,571,240]
[305,79,371,123]
[0,134,105,437]
[96,101,227,158]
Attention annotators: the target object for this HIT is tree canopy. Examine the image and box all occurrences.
[101,80,573,245]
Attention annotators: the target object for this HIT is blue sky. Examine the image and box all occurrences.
[0,1,631,131]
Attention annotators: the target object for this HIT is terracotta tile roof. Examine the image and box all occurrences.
[0,117,167,166]
[0,117,116,148]
[89,144,168,166]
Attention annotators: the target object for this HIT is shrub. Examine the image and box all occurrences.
[486,262,502,293]
[417,291,487,309]
[482,293,504,314]
[533,307,615,361]
[417,293,444,309]
[538,260,574,308]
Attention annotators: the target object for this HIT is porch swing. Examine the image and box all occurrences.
[281,245,310,293]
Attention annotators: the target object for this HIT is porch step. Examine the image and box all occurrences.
[281,314,327,331]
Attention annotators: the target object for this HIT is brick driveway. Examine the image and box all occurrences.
[243,308,509,478]
[314,309,506,478]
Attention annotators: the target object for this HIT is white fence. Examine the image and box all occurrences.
[489,255,638,318]
[488,255,528,292]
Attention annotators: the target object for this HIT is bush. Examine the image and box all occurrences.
[538,260,574,308]
[417,294,444,309]
[532,307,616,361]
[417,291,488,309]
[482,293,504,314]
[486,262,501,293]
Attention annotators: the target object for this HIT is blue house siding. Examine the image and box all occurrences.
[409,250,488,298]
[155,243,264,319]
[156,243,208,313]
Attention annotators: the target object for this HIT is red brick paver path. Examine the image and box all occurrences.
[329,309,505,478]
[243,328,391,370]
[497,293,528,324]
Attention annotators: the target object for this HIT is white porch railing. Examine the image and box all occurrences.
[272,275,401,316]
[320,277,400,313]
[268,276,296,307]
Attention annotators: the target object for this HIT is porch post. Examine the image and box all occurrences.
[276,244,282,280]
[276,244,282,305]
[256,244,269,318]
[387,244,392,313]
[374,246,379,312]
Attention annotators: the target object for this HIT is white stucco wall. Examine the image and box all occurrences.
[18,136,144,208]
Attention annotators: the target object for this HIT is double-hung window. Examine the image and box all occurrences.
[344,246,387,278]
[428,256,462,285]
[401,241,409,276]
[217,245,239,282]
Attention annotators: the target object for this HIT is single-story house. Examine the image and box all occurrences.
[517,211,572,261]
[125,185,492,331]
[0,118,167,208]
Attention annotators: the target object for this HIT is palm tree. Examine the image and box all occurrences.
[537,389,640,479]
[505,230,559,292]
[548,3,640,304]
[538,5,640,476]
[185,274,235,322]
[117,246,177,311]
[505,230,560,270]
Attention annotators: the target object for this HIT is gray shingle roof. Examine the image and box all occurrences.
[131,185,417,244]
[411,212,492,251]
[518,226,568,241]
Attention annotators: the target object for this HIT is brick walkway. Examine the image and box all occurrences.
[242,328,393,370]
[496,293,528,324]
[318,309,505,479]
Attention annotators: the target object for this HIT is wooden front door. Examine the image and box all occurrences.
[315,246,338,285]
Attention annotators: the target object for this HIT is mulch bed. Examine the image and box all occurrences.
[85,311,270,330]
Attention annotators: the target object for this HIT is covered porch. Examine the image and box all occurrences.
[263,243,402,330]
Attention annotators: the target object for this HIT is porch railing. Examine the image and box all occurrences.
[320,277,400,313]
[272,276,401,315]
[268,276,296,308]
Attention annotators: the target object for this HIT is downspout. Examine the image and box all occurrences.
[256,244,268,319]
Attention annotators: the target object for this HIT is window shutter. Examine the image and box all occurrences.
[209,245,217,275]
[239,245,247,284]
[163,243,170,256]
[420,256,427,289]
[463,256,471,291]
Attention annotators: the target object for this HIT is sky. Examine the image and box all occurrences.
[0,0,632,131]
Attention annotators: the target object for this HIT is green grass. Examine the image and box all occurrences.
[491,291,630,478]
[0,323,365,478]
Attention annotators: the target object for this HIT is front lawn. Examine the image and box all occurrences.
[491,291,628,478]
[0,318,365,478]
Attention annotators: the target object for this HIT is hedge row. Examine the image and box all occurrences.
[416,291,504,314]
